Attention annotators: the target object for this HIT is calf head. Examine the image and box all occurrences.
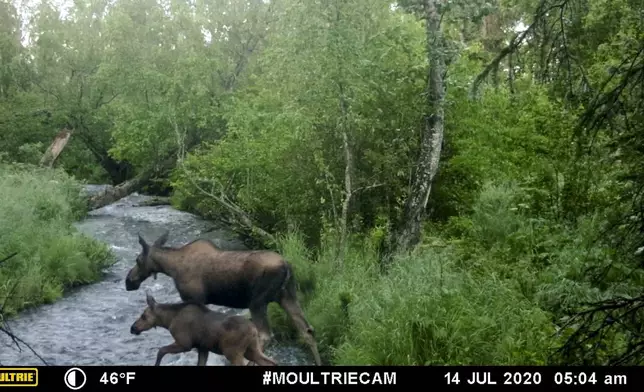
[125,231,169,291]
[130,293,159,335]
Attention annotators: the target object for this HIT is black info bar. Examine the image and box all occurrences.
[0,366,641,391]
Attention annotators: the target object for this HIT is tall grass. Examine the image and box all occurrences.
[0,163,115,315]
[270,229,555,365]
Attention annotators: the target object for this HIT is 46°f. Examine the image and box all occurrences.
[444,372,460,385]
[100,372,136,385]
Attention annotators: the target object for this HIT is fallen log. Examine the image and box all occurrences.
[138,196,172,207]
[86,155,177,210]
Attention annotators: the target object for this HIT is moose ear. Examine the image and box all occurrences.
[154,230,169,247]
[146,292,156,308]
[138,233,149,255]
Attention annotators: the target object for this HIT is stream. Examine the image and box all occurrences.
[0,186,312,366]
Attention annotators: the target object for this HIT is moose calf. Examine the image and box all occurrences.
[130,293,278,366]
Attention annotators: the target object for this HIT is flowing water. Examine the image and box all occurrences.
[0,186,312,366]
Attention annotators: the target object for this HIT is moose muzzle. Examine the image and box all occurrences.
[125,278,140,291]
[130,324,141,335]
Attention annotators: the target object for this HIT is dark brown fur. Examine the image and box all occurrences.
[125,231,321,365]
[130,293,277,366]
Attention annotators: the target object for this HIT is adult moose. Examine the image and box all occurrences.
[125,231,321,365]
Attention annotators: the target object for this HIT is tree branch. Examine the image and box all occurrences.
[180,165,277,247]
[0,253,17,267]
[554,294,644,365]
[470,0,563,98]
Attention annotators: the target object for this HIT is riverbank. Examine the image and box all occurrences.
[0,163,115,317]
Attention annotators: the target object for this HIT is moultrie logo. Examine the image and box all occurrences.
[0,367,38,387]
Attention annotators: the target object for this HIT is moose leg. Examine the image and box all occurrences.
[249,304,272,350]
[155,342,190,366]
[197,349,209,366]
[279,295,322,366]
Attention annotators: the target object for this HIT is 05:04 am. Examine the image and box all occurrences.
[554,372,627,386]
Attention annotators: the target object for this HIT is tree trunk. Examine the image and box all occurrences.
[390,0,446,259]
[337,82,354,265]
[480,13,504,89]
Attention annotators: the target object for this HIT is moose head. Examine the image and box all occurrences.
[125,231,169,291]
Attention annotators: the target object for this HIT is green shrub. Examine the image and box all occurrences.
[459,181,643,315]
[0,163,115,315]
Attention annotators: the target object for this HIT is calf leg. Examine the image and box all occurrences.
[279,295,321,366]
[197,349,209,366]
[229,355,246,366]
[155,342,190,366]
[222,347,247,366]
[245,339,277,366]
[249,304,272,350]
[246,350,277,366]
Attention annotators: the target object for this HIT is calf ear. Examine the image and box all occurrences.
[146,292,156,308]
[138,234,149,255]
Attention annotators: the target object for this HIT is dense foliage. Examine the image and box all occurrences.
[1,0,643,365]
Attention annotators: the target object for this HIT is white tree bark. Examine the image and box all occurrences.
[392,0,446,257]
